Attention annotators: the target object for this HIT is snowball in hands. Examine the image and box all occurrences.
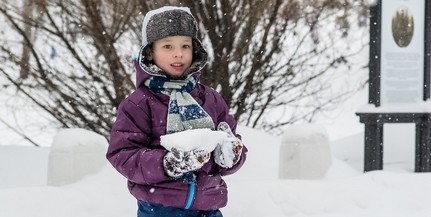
[160,128,230,152]
[160,126,243,170]
[161,128,234,177]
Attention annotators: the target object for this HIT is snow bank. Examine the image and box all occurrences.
[3,126,431,217]
[0,146,50,189]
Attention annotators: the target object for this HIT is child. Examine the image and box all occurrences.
[106,6,247,217]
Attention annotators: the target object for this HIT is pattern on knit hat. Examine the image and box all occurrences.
[146,10,197,47]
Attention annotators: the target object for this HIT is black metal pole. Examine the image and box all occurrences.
[364,122,384,172]
[368,0,382,107]
[415,115,431,172]
[424,0,431,100]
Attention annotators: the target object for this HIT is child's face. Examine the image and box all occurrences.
[149,36,193,77]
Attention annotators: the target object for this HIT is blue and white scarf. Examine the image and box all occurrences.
[144,75,215,134]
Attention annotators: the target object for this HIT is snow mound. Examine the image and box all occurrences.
[47,128,108,186]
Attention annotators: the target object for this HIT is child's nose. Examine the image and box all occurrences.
[173,48,183,58]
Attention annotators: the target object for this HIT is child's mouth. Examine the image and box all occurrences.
[171,63,184,70]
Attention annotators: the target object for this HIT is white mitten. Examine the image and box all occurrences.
[213,122,243,168]
[163,147,210,178]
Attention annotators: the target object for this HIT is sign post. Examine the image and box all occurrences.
[356,0,431,172]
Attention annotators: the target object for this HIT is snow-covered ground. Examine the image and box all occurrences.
[1,99,429,217]
[3,2,430,216]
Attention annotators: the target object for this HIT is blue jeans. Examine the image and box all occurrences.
[137,201,223,217]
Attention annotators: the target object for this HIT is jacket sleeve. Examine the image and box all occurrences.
[106,97,169,185]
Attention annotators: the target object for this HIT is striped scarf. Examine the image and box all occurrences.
[144,75,215,134]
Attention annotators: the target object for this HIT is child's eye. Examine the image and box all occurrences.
[163,45,172,49]
[182,44,192,49]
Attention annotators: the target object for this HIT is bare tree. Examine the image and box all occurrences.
[0,0,142,138]
[0,0,368,143]
[180,0,369,132]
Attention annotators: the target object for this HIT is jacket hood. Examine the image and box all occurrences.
[137,6,208,78]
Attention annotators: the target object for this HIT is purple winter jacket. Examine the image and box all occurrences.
[106,61,247,211]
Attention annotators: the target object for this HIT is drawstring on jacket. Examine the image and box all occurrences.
[182,172,196,209]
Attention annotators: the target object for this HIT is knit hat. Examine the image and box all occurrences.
[138,6,208,77]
